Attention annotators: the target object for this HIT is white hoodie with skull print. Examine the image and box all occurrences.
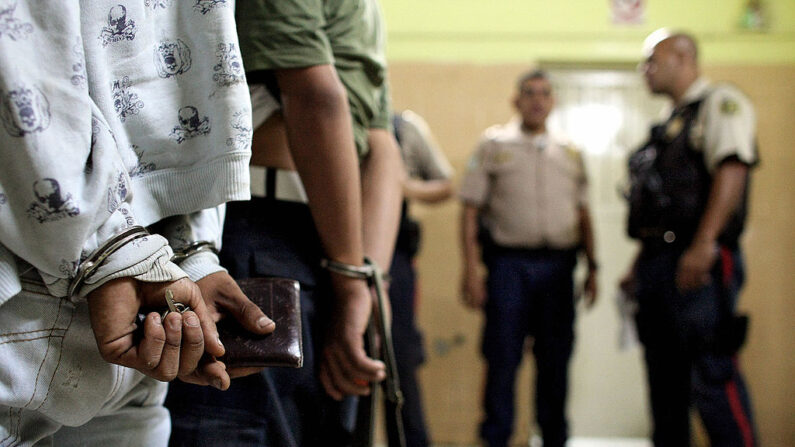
[0,0,252,303]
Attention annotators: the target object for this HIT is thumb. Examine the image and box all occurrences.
[213,276,275,335]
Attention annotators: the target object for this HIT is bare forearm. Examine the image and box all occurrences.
[277,66,364,267]
[578,205,597,268]
[676,161,748,291]
[361,129,404,269]
[403,178,454,204]
[692,160,749,245]
[460,204,482,273]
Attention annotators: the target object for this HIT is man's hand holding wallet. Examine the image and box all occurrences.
[196,272,303,377]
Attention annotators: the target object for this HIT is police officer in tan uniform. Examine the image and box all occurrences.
[459,70,597,447]
[388,110,454,447]
[622,30,758,446]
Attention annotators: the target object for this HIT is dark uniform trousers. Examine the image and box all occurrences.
[635,243,756,447]
[165,198,356,447]
[479,247,577,447]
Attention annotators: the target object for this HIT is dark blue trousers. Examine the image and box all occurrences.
[479,249,577,447]
[635,245,756,447]
[165,198,355,447]
[386,248,429,447]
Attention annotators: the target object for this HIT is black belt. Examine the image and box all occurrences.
[249,166,308,203]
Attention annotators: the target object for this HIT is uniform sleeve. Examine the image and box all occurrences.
[0,4,174,302]
[458,137,492,207]
[151,206,227,282]
[701,85,758,172]
[400,111,453,181]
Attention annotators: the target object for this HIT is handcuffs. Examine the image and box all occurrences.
[134,288,190,338]
[74,227,211,335]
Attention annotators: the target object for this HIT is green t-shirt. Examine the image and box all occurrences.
[235,0,390,156]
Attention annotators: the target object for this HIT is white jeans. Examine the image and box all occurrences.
[0,277,169,447]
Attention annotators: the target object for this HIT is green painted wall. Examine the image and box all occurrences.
[381,0,795,64]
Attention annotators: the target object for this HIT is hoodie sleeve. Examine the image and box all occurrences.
[151,206,228,282]
[0,3,179,304]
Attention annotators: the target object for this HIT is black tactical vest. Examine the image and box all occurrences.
[627,95,749,248]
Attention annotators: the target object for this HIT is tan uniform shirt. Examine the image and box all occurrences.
[671,77,758,171]
[459,118,588,249]
[396,110,454,181]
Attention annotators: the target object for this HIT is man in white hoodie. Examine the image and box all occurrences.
[0,2,270,445]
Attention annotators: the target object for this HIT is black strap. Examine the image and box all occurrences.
[352,258,407,447]
[265,167,277,202]
[351,324,379,447]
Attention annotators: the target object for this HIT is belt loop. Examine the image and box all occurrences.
[266,167,277,202]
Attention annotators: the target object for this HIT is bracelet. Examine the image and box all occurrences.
[171,240,219,264]
[68,225,150,297]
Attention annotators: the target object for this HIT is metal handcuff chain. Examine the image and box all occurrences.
[364,257,404,408]
[320,256,406,447]
[67,225,150,297]
[171,240,219,264]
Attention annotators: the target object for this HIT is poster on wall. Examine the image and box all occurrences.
[611,0,645,24]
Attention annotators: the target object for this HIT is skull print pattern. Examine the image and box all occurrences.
[27,179,80,223]
[154,39,192,78]
[170,106,210,143]
[0,85,51,137]
[194,0,227,15]
[99,5,137,46]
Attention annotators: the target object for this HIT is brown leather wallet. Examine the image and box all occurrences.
[217,277,303,368]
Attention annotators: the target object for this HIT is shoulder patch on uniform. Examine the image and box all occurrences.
[665,116,685,140]
[720,98,740,115]
[565,144,579,157]
[562,144,582,162]
[491,150,514,165]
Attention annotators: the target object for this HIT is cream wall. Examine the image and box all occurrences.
[381,0,795,65]
[389,62,795,447]
[381,1,795,445]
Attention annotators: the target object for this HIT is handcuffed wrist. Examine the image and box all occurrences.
[320,257,391,283]
[68,226,150,297]
[75,237,187,298]
[171,240,220,264]
[320,258,375,280]
[177,250,226,282]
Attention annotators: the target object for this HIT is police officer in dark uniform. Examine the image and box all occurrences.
[623,29,758,446]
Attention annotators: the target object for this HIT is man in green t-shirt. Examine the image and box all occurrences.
[166,1,404,445]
